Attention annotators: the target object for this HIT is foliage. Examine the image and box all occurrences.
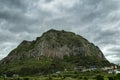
[96,75,104,80]
[23,77,29,80]
[84,77,88,80]
[108,76,114,80]
[115,73,120,80]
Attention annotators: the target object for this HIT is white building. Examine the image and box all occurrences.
[114,69,120,74]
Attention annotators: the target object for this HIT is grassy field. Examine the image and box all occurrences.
[0,71,119,80]
[0,74,115,80]
[0,76,104,80]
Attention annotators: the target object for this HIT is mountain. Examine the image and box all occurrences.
[0,29,111,75]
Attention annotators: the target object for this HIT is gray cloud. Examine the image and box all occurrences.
[0,0,120,64]
[108,48,120,55]
[0,0,25,9]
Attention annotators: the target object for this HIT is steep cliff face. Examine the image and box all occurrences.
[0,29,110,75]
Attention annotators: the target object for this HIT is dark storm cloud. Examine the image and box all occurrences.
[93,29,119,44]
[108,48,120,54]
[0,10,26,23]
[0,0,25,9]
[0,0,120,64]
[75,0,119,25]
[44,0,53,3]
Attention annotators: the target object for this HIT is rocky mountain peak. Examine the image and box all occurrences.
[0,29,111,75]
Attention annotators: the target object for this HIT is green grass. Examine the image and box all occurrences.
[0,75,114,80]
[1,70,119,80]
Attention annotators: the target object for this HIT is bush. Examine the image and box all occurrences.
[71,74,78,78]
[108,76,114,80]
[16,78,22,80]
[48,77,52,80]
[62,76,66,79]
[115,73,120,80]
[77,76,82,79]
[96,75,104,80]
[45,76,52,80]
[23,77,29,80]
[84,77,88,80]
[62,74,72,77]
[74,71,78,74]
[52,74,57,77]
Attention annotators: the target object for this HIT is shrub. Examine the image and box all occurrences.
[115,73,120,80]
[77,76,82,79]
[74,71,78,74]
[48,77,52,80]
[84,77,88,80]
[62,74,72,77]
[96,75,104,80]
[62,76,66,79]
[52,74,57,77]
[108,76,114,80]
[45,76,52,80]
[71,74,78,78]
[23,77,29,80]
[16,78,22,80]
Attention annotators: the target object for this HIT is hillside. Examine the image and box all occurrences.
[0,29,111,75]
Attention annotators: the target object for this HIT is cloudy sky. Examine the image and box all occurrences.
[0,0,120,64]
